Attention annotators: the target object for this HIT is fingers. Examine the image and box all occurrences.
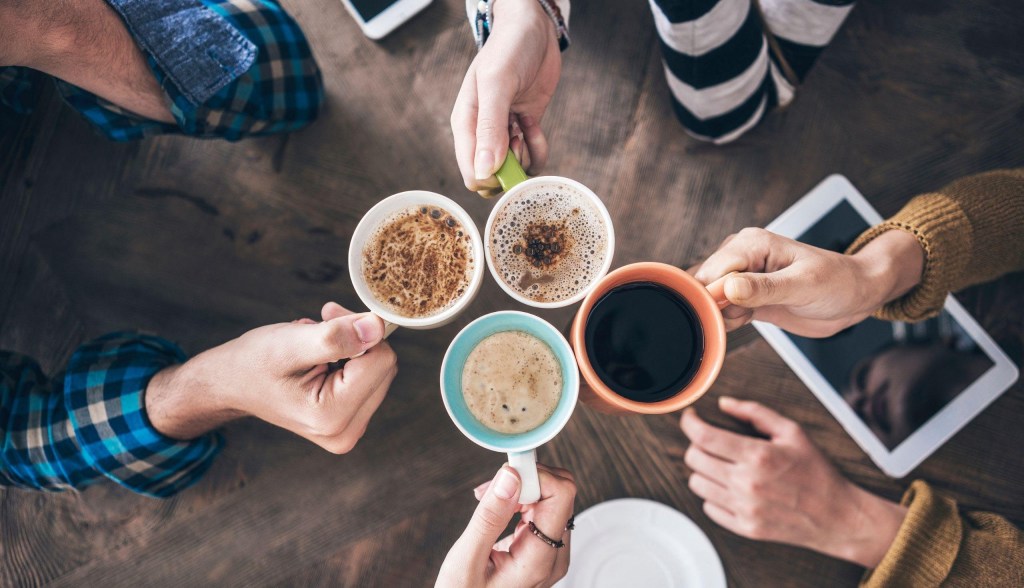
[519,114,548,174]
[680,408,760,462]
[307,341,397,454]
[510,467,576,568]
[320,301,353,321]
[694,228,790,285]
[721,304,754,331]
[289,313,385,366]
[718,396,798,440]
[455,466,523,561]
[473,70,515,185]
[684,445,733,486]
[702,501,740,534]
[723,268,804,310]
[688,472,727,504]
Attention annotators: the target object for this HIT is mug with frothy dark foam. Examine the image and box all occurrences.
[485,154,615,309]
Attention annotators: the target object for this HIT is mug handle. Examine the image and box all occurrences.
[349,318,400,359]
[705,272,736,310]
[508,449,541,504]
[495,151,529,193]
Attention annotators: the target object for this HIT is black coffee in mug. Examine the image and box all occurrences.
[583,282,704,403]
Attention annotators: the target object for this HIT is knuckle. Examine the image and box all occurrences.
[476,505,508,533]
[749,446,773,469]
[743,518,767,540]
[476,115,503,137]
[323,435,358,455]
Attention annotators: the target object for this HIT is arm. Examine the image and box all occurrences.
[847,168,1024,321]
[1,302,397,497]
[452,0,569,194]
[691,168,1024,337]
[0,0,174,122]
[861,481,1024,587]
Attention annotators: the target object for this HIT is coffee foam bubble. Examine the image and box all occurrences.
[490,182,608,303]
[362,205,474,319]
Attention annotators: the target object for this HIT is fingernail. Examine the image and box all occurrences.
[492,467,519,500]
[353,315,383,344]
[719,396,735,407]
[726,276,752,301]
[474,150,495,181]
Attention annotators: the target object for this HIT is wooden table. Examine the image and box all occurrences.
[2,0,1022,585]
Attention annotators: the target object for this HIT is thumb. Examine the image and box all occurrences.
[456,466,522,559]
[718,396,796,439]
[291,313,385,365]
[724,270,801,309]
[473,80,514,181]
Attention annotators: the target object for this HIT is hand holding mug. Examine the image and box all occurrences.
[690,228,925,337]
[146,302,398,454]
[437,464,576,588]
[680,397,907,568]
[451,0,562,194]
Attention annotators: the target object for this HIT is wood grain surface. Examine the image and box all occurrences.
[2,0,1023,586]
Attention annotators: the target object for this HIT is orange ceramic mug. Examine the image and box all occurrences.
[569,262,729,414]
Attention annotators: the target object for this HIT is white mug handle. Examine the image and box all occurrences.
[508,449,540,504]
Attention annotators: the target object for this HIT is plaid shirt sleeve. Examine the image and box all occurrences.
[0,333,223,498]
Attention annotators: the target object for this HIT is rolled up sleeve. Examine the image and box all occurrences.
[0,333,222,498]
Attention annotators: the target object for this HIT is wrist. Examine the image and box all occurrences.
[830,484,908,568]
[851,229,925,314]
[492,0,556,38]
[145,355,241,440]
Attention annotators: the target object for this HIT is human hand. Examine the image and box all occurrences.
[680,397,906,568]
[451,0,562,195]
[690,228,924,337]
[146,302,398,453]
[437,464,576,587]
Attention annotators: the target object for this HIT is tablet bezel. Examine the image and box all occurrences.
[753,174,1019,478]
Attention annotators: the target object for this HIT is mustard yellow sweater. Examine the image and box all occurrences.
[847,168,1024,587]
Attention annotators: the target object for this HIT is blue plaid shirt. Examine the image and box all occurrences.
[0,0,323,141]
[0,333,222,498]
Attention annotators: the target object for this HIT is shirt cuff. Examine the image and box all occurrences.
[860,481,962,587]
[64,332,223,498]
[845,192,971,322]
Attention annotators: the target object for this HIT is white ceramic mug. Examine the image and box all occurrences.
[484,154,615,309]
[348,191,485,340]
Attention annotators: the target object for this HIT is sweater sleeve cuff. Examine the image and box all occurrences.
[846,193,972,322]
[860,481,962,588]
[64,332,223,498]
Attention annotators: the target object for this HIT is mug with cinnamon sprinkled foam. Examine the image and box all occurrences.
[348,191,485,339]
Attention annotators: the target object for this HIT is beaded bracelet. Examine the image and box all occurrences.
[473,0,571,52]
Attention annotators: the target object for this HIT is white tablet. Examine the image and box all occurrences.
[754,174,1019,477]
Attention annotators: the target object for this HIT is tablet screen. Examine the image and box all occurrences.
[784,200,995,449]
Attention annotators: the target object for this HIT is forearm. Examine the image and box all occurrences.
[4,0,173,121]
[848,168,1024,321]
[146,358,242,441]
[849,229,925,315]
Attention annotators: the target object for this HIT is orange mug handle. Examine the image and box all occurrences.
[705,273,735,310]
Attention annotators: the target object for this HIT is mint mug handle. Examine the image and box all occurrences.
[507,448,541,504]
[495,151,529,193]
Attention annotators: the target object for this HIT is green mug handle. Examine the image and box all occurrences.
[495,151,529,193]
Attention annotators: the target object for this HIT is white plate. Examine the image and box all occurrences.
[554,498,726,588]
